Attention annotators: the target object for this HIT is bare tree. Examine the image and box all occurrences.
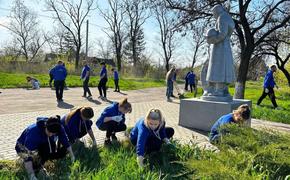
[259,29,290,86]
[96,38,113,59]
[1,0,46,61]
[123,0,148,69]
[163,0,290,99]
[98,0,126,71]
[46,0,95,69]
[151,2,177,71]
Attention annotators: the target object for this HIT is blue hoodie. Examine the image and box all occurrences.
[81,65,90,79]
[50,65,67,81]
[16,117,70,154]
[187,72,196,85]
[263,70,276,88]
[96,102,125,128]
[113,70,119,80]
[61,111,93,143]
[209,113,234,142]
[100,67,107,79]
[130,118,167,156]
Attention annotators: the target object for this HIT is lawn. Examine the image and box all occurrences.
[0,125,289,179]
[0,72,165,90]
[183,81,290,124]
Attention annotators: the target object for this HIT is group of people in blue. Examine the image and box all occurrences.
[16,97,176,179]
[18,62,284,179]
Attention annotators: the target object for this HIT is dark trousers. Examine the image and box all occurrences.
[38,142,67,165]
[189,84,196,93]
[98,78,108,97]
[185,79,188,90]
[83,78,92,96]
[54,80,64,100]
[114,79,120,91]
[99,121,126,138]
[257,87,278,108]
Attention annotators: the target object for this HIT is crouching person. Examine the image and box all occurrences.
[15,116,75,180]
[130,108,174,167]
[96,98,132,145]
[61,107,97,146]
[209,104,251,143]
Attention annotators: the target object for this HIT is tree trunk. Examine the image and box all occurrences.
[279,67,290,87]
[165,59,169,71]
[234,48,253,99]
[116,49,122,71]
[75,47,80,69]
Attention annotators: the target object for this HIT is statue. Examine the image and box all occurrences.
[201,4,235,102]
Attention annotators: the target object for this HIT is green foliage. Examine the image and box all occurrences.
[0,72,165,90]
[1,127,290,179]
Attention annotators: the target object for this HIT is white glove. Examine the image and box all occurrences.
[111,115,123,123]
[30,174,38,180]
[265,88,269,93]
[71,154,75,163]
[137,156,144,167]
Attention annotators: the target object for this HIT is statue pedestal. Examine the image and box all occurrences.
[178,98,252,132]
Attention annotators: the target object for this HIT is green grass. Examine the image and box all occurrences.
[1,126,290,179]
[0,72,165,90]
[183,81,290,124]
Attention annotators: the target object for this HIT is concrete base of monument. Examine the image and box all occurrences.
[179,98,252,132]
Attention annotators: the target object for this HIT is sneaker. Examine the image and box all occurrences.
[167,98,172,102]
[82,95,86,97]
[87,95,92,98]
[104,138,111,145]
[98,96,103,99]
[111,134,118,141]
[275,107,283,110]
[170,95,176,98]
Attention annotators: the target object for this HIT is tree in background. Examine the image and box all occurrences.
[123,0,148,71]
[98,0,126,71]
[46,0,95,69]
[1,0,46,61]
[163,0,290,98]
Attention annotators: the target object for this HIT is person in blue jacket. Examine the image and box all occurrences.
[81,61,92,98]
[49,61,67,101]
[184,71,191,91]
[112,68,120,92]
[186,70,196,95]
[98,62,108,100]
[15,116,75,179]
[61,107,97,146]
[130,108,175,167]
[96,98,132,145]
[257,65,281,109]
[209,104,251,143]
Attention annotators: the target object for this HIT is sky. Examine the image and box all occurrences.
[0,0,206,68]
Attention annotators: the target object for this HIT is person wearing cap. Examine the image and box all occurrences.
[257,65,281,110]
[209,104,251,143]
[96,98,132,145]
[98,62,108,100]
[130,108,175,167]
[15,116,74,180]
[61,107,97,146]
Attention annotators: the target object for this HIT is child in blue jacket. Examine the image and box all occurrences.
[130,108,174,167]
[61,107,96,146]
[15,116,75,179]
[209,104,251,143]
[96,98,132,145]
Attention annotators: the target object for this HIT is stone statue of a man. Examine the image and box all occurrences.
[201,4,235,102]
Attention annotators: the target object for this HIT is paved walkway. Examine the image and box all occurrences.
[0,87,289,160]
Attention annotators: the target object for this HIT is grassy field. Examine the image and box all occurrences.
[183,81,290,124]
[0,72,165,90]
[0,125,289,179]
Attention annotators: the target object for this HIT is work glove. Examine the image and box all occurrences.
[265,88,269,93]
[137,156,145,168]
[111,115,123,123]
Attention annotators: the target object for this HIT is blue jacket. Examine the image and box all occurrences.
[81,65,90,79]
[61,111,93,143]
[96,102,125,128]
[209,113,234,142]
[263,70,276,88]
[50,65,67,81]
[16,117,70,153]
[185,72,190,80]
[114,71,119,80]
[187,72,195,85]
[100,67,107,79]
[130,118,167,156]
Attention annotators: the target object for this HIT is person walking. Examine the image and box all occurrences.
[49,61,67,101]
[112,68,120,92]
[81,61,92,98]
[98,62,108,100]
